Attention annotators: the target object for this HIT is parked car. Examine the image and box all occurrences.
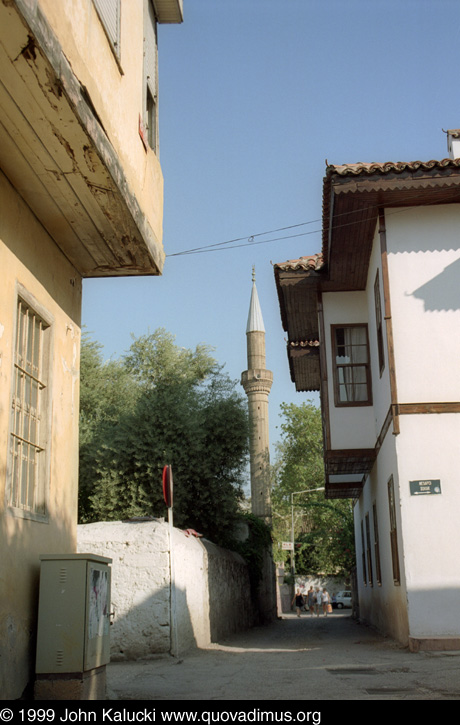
[333,590,352,609]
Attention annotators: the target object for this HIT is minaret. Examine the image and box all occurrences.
[241,268,273,524]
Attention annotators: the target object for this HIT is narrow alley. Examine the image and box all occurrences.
[107,612,460,701]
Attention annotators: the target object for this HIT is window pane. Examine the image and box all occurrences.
[333,325,371,405]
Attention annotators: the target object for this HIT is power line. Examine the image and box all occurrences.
[166,219,321,257]
[165,185,460,258]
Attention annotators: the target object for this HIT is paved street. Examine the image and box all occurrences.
[107,611,460,701]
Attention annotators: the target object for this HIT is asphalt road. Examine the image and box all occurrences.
[107,611,460,701]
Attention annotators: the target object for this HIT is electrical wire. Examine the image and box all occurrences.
[165,185,460,258]
[166,219,321,257]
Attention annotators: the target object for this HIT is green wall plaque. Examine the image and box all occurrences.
[410,479,441,496]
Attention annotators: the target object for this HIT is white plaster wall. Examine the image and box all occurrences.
[386,205,460,403]
[171,527,210,650]
[78,521,171,659]
[322,291,375,449]
[396,413,460,638]
[353,432,409,645]
[77,520,253,660]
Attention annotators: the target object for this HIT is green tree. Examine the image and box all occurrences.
[78,330,249,547]
[78,332,140,521]
[272,400,355,576]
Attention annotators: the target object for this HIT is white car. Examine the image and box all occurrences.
[334,590,352,609]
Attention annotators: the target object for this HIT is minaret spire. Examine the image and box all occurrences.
[241,268,273,523]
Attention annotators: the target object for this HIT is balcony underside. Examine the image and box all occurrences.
[0,0,165,278]
[324,448,376,499]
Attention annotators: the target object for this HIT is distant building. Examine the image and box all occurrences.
[274,130,460,650]
[0,0,182,699]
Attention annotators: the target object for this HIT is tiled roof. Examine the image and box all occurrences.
[325,156,460,178]
[273,253,324,273]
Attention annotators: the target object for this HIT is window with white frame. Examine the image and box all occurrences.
[8,295,51,519]
[331,324,372,406]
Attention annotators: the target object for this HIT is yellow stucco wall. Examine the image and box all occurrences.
[38,0,164,251]
[0,170,82,699]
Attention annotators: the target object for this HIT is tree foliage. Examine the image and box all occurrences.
[79,329,249,547]
[271,401,355,576]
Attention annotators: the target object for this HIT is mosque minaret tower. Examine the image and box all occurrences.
[241,269,273,524]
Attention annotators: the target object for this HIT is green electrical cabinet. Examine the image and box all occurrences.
[35,554,112,674]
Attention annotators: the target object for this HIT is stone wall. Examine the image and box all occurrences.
[77,520,253,660]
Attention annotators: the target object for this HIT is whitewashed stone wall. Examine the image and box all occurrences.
[77,520,253,660]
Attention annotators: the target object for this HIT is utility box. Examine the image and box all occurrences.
[36,554,112,675]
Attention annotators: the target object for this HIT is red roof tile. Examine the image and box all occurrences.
[273,253,324,272]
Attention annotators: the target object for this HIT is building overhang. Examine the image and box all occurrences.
[322,158,460,291]
[273,255,324,392]
[0,0,165,278]
[324,449,376,499]
[274,156,460,499]
[274,159,460,395]
[153,0,184,24]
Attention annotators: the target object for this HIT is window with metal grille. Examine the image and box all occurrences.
[331,324,372,406]
[8,297,50,519]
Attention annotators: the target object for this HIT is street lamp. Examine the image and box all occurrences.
[290,487,325,580]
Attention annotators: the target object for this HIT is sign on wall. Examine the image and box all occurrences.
[409,479,441,496]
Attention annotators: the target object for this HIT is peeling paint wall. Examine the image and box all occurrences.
[77,521,254,661]
[38,0,164,249]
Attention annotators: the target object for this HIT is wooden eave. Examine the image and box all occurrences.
[325,448,376,476]
[325,480,365,500]
[0,0,165,278]
[322,163,460,290]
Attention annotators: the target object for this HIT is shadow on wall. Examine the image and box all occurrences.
[77,520,257,662]
[203,539,254,642]
[410,257,460,312]
[0,508,76,700]
[109,585,197,662]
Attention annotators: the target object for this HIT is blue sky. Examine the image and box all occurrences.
[82,0,460,459]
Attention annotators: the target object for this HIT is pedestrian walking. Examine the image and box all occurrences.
[322,588,331,616]
[292,590,305,617]
[307,586,315,615]
[315,587,322,617]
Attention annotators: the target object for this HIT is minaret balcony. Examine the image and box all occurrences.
[241,369,273,395]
